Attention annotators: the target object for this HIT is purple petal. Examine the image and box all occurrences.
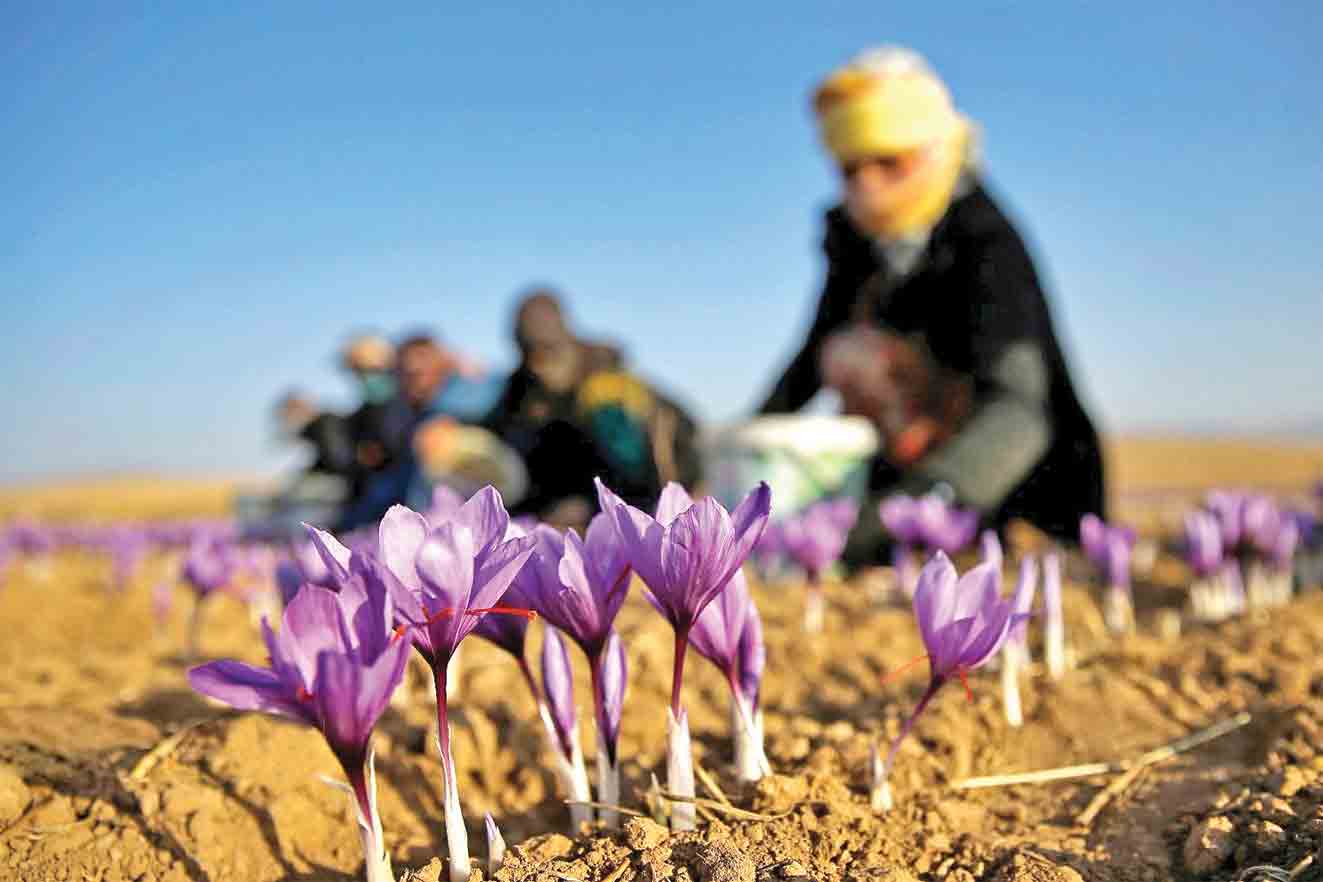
[654,483,695,526]
[912,551,958,651]
[540,627,577,758]
[314,640,410,765]
[188,660,313,724]
[302,523,352,585]
[378,505,429,591]
[597,630,628,760]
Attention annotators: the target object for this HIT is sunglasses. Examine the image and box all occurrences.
[840,148,929,181]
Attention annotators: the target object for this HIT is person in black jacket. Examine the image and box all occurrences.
[760,47,1104,562]
[485,288,703,527]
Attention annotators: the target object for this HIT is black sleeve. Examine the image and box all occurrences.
[909,229,1054,509]
[301,414,356,476]
[757,216,858,414]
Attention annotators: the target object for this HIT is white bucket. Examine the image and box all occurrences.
[705,415,879,517]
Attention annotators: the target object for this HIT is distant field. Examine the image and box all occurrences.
[0,475,241,520]
[1106,435,1323,493]
[1,435,1319,521]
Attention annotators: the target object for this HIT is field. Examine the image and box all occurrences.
[0,436,1320,882]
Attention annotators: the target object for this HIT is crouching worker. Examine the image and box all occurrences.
[485,289,702,528]
[758,47,1105,563]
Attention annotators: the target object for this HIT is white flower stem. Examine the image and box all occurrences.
[1102,585,1132,634]
[595,728,621,829]
[666,707,696,831]
[803,579,825,633]
[1044,616,1066,680]
[484,813,506,874]
[729,692,768,782]
[322,749,394,882]
[869,741,891,812]
[1000,643,1022,728]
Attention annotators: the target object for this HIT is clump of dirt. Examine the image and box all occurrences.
[0,545,1321,882]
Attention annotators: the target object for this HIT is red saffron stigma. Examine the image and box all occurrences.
[391,623,410,642]
[416,605,536,626]
[466,605,537,620]
[296,686,314,703]
[882,653,930,685]
[957,668,974,703]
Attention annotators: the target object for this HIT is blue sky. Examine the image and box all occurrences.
[4,2,1321,482]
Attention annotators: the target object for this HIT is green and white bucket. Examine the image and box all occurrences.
[705,415,879,518]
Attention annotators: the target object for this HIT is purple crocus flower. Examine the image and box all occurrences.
[1079,513,1136,632]
[180,537,243,654]
[874,552,1030,810]
[779,497,858,632]
[688,568,756,687]
[595,478,770,716]
[595,477,770,830]
[778,498,857,581]
[188,559,409,882]
[181,537,240,597]
[689,569,769,780]
[375,488,534,882]
[881,494,978,595]
[540,626,592,827]
[1205,490,1252,551]
[1184,511,1224,580]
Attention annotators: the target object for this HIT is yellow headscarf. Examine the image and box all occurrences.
[813,48,973,238]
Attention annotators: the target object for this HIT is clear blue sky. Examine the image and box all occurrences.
[5,2,1321,482]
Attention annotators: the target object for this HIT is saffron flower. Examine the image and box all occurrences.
[873,552,1030,811]
[778,497,858,632]
[1000,557,1037,727]
[689,568,769,781]
[513,513,632,826]
[376,488,535,882]
[540,626,592,829]
[1079,513,1135,633]
[180,536,243,654]
[880,493,978,595]
[188,557,409,882]
[596,478,770,830]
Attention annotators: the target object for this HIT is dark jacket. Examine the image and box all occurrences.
[760,181,1104,540]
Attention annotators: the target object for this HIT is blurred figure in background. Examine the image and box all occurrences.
[337,332,508,529]
[486,288,702,528]
[340,333,397,497]
[759,47,1104,563]
[275,390,354,481]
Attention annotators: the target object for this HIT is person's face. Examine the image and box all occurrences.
[523,338,580,393]
[840,144,940,234]
[398,345,447,407]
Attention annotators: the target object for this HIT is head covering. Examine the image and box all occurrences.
[813,47,974,238]
[342,334,396,373]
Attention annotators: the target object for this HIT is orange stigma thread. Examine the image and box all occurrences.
[957,668,974,703]
[416,605,537,627]
[882,653,929,685]
[296,686,314,703]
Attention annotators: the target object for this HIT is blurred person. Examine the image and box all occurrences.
[758,47,1104,563]
[275,390,354,480]
[340,333,397,495]
[485,288,702,526]
[336,332,507,529]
